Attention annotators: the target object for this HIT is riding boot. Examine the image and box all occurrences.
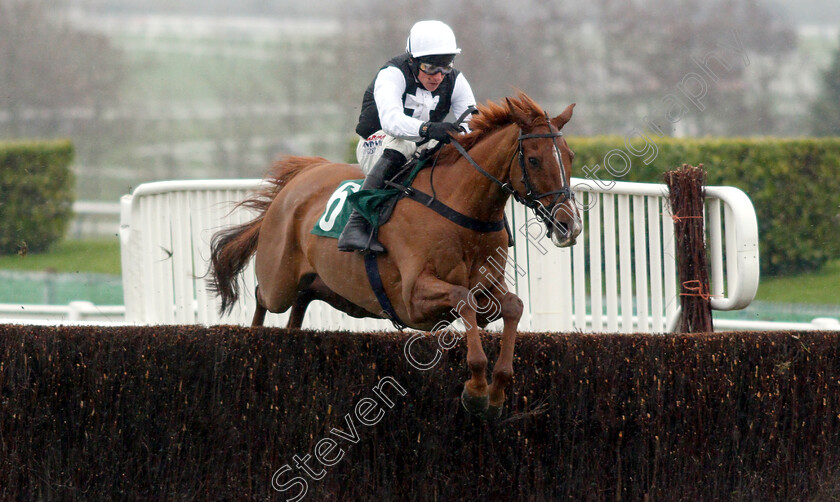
[338,149,406,253]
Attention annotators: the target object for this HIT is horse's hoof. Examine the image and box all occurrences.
[484,403,503,421]
[461,386,489,416]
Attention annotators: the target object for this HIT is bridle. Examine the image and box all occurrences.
[449,111,574,232]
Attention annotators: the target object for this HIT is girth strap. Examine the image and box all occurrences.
[363,253,406,330]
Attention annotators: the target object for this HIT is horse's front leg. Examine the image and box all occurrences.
[484,289,524,418]
[407,273,489,416]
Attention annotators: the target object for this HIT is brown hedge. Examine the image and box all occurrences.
[1,325,839,501]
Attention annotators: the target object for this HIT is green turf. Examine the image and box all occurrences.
[755,259,840,305]
[0,238,122,276]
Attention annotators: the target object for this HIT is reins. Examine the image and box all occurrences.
[450,112,573,226]
[384,107,574,236]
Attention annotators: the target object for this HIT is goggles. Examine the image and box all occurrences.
[418,61,454,75]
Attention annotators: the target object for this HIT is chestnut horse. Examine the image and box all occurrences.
[209,93,581,418]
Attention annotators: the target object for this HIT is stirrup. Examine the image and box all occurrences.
[338,212,383,253]
[338,232,384,254]
[363,232,385,255]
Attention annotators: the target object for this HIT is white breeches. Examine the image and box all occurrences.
[356,131,438,174]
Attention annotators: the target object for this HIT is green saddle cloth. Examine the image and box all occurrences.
[311,160,427,239]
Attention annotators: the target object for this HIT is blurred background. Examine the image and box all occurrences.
[2,0,838,199]
[1,0,838,321]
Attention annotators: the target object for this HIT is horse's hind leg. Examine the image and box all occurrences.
[287,288,316,329]
[287,275,377,329]
[284,273,318,329]
[252,286,267,327]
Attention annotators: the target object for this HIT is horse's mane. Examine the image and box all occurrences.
[437,91,545,165]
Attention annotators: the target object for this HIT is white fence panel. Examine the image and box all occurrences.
[120,178,760,332]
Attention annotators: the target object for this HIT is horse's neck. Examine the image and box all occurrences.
[436,126,518,222]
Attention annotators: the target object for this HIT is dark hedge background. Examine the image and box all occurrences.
[0,141,75,255]
[571,136,840,276]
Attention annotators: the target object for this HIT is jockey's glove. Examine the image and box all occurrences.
[419,121,463,144]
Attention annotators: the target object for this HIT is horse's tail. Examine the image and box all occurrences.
[208,156,327,314]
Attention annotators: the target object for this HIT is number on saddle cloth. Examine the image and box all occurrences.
[311,158,427,239]
[311,180,362,238]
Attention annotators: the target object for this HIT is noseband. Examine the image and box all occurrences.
[450,114,574,228]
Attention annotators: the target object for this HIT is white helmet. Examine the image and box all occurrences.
[405,20,461,58]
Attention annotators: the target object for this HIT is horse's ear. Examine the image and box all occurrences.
[506,97,535,129]
[551,103,576,130]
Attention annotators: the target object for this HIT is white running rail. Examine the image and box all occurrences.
[120,178,760,332]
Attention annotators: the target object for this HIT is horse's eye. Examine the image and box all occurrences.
[528,157,540,169]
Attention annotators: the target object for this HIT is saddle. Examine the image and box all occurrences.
[353,155,426,229]
[355,150,515,247]
[311,150,513,249]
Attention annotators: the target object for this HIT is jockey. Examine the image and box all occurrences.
[338,20,477,253]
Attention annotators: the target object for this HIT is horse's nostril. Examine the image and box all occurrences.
[550,220,569,237]
[545,219,569,240]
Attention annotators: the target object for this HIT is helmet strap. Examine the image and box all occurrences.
[408,56,421,79]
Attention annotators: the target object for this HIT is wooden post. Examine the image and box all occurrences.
[665,164,713,333]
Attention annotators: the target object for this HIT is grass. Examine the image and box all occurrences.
[755,259,840,305]
[0,238,122,276]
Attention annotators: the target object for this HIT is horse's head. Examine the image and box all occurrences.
[506,97,582,248]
